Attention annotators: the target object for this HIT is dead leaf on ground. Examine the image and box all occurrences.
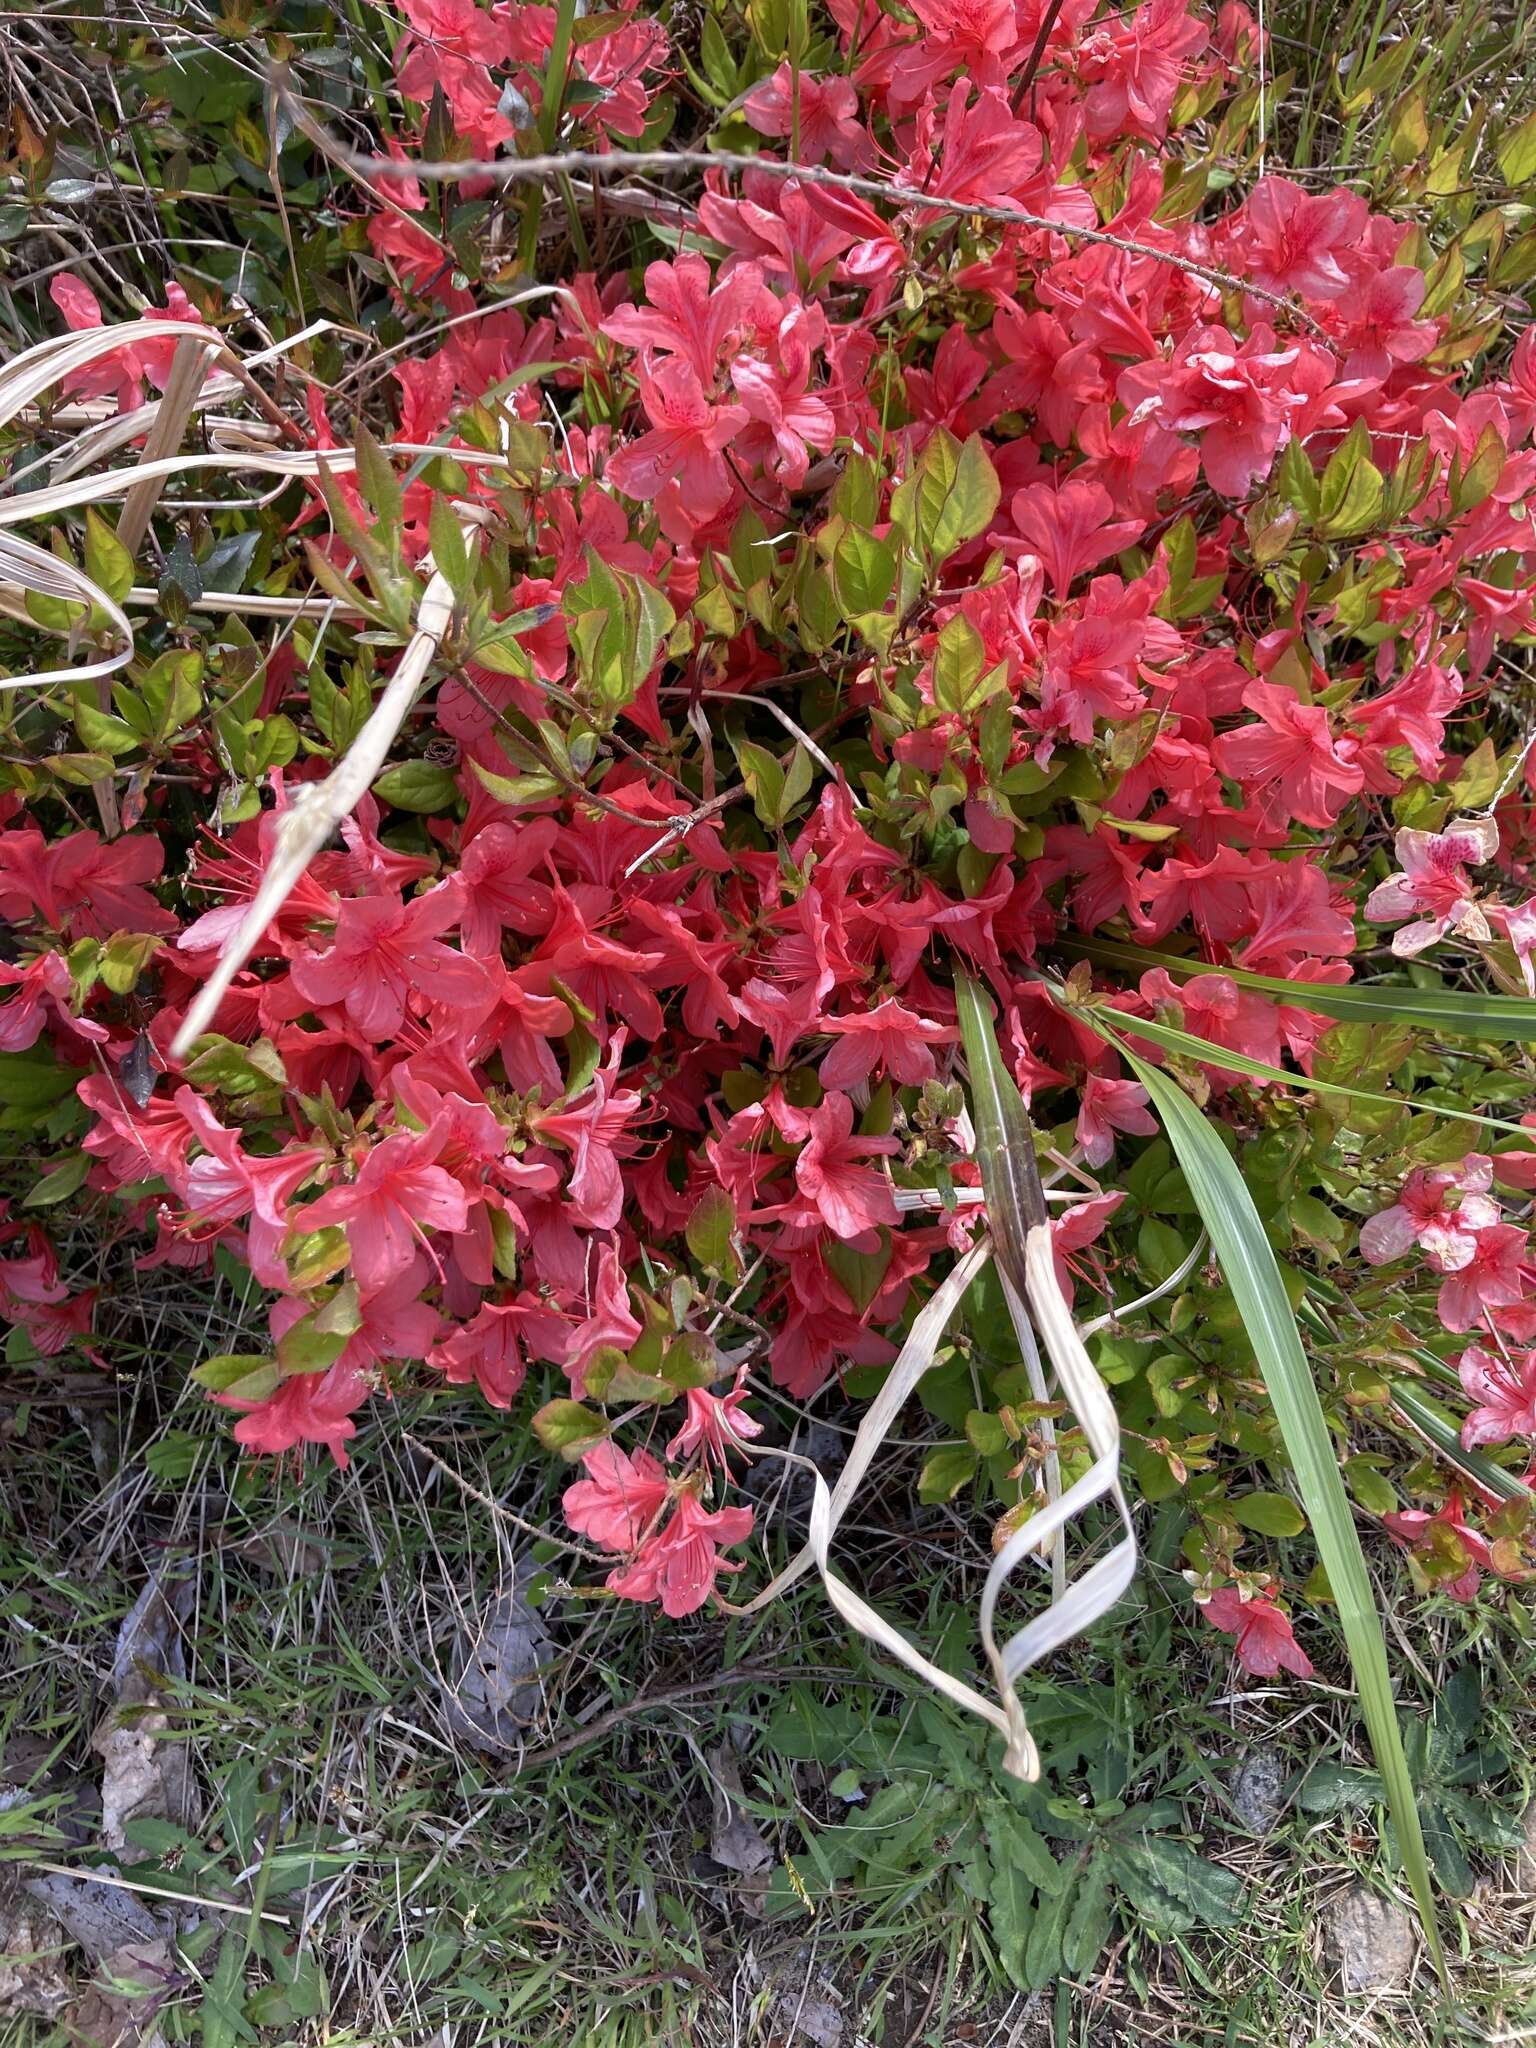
[705,1749,773,1878]
[436,1579,553,1757]
[64,1936,181,2048]
[232,1515,327,1578]
[90,1565,198,1851]
[4,1869,182,2047]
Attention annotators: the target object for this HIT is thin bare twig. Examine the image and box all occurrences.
[400,1432,608,1563]
[345,141,1328,337]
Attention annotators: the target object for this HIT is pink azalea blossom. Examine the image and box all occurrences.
[225,1364,370,1469]
[290,886,493,1041]
[742,63,865,167]
[1363,819,1498,956]
[1457,1342,1536,1449]
[1199,1585,1314,1678]
[818,998,957,1090]
[1382,1496,1493,1603]
[1147,324,1308,497]
[1213,680,1366,829]
[667,1372,764,1468]
[428,1297,540,1409]
[1433,1222,1531,1333]
[563,1442,671,1551]
[604,356,748,522]
[1358,1156,1499,1268]
[1487,899,1536,995]
[302,1131,470,1296]
[604,1491,756,1617]
[0,952,109,1052]
[1075,1073,1158,1167]
[562,1240,644,1396]
[790,1092,900,1240]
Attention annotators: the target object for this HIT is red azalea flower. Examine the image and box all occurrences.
[302,1131,470,1296]
[1200,1584,1314,1678]
[290,885,493,1041]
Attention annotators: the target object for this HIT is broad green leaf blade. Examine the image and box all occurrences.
[1090,1004,1534,1137]
[1070,939,1536,1041]
[954,970,1044,1298]
[1114,1042,1446,1979]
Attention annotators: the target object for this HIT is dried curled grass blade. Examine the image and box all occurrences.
[0,445,520,532]
[167,546,462,1060]
[979,1243,1136,1775]
[719,970,1137,1782]
[0,319,225,444]
[725,1240,1028,1753]
[956,971,1137,1780]
[115,335,219,559]
[0,530,132,689]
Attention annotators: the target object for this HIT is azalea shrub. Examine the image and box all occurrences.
[7,0,1536,1692]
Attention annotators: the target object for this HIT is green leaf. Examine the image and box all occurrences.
[0,1052,78,1114]
[917,1445,978,1504]
[1499,107,1536,184]
[685,1185,740,1277]
[731,736,785,828]
[1318,420,1384,538]
[1108,1835,1244,1934]
[193,1353,281,1402]
[275,1312,349,1376]
[532,1399,607,1460]
[1119,1049,1446,1978]
[372,760,460,813]
[139,651,203,741]
[966,1409,1009,1456]
[830,527,897,619]
[84,509,133,606]
[1297,1762,1382,1814]
[427,496,471,599]
[24,1153,90,1206]
[352,423,404,552]
[1230,1491,1307,1538]
[986,1806,1066,1893]
[471,758,565,807]
[894,429,1001,562]
[72,695,140,757]
[1062,1857,1114,1975]
[563,551,675,717]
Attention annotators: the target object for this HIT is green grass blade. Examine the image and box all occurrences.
[1069,939,1536,1041]
[1089,1005,1534,1138]
[1113,1042,1448,1979]
[954,970,1046,1296]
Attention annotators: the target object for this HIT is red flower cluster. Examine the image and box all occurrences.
[10,0,1536,1644]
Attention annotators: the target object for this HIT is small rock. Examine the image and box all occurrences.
[0,1886,73,2022]
[706,1749,773,1879]
[776,1989,844,2047]
[22,1871,164,1959]
[437,1580,552,1756]
[1230,1747,1287,1834]
[740,1422,846,1509]
[1512,1799,1536,1894]
[1325,1884,1416,1992]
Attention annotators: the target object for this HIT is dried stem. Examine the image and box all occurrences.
[344,139,1328,338]
[168,538,467,1061]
